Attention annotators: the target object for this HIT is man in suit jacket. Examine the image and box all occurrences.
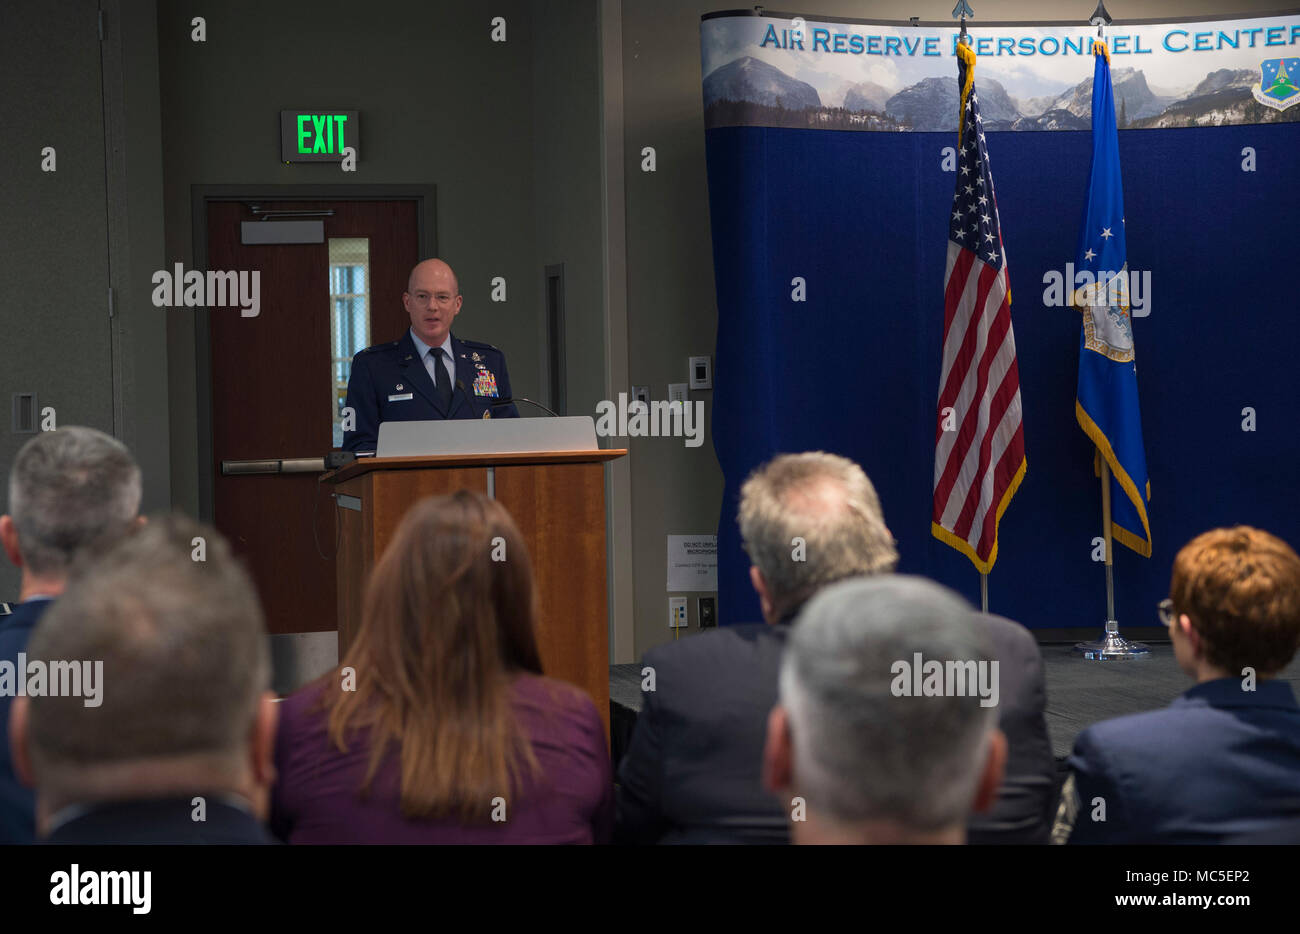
[763,576,1008,844]
[0,427,142,844]
[42,797,275,845]
[616,453,895,843]
[9,515,279,845]
[1063,526,1300,845]
[343,258,517,452]
[967,614,1056,845]
[616,451,1057,844]
[0,599,51,843]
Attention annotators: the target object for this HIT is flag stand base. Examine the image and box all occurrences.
[1075,620,1150,660]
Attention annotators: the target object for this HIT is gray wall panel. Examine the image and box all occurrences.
[0,0,113,599]
[106,0,171,519]
[533,0,604,424]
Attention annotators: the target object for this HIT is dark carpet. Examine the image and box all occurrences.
[610,640,1300,759]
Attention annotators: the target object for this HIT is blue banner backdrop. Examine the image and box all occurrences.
[704,19,1300,629]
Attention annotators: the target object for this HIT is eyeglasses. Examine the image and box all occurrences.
[410,291,458,307]
[1157,598,1176,627]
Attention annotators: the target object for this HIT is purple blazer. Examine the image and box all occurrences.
[271,673,613,844]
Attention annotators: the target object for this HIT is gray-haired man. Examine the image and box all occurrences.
[0,427,143,843]
[617,452,899,844]
[616,450,1055,844]
[9,514,278,844]
[763,575,1006,844]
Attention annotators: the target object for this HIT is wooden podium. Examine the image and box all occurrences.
[324,449,626,731]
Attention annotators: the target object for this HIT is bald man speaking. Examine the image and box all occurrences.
[342,258,518,452]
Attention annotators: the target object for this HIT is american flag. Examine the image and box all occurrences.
[931,43,1026,574]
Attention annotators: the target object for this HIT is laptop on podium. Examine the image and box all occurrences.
[375,415,600,458]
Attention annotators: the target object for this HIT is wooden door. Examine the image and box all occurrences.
[207,200,419,634]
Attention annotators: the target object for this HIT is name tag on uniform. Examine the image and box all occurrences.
[387,392,414,402]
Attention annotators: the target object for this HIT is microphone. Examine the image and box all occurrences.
[488,396,559,417]
[220,452,358,475]
[455,380,558,418]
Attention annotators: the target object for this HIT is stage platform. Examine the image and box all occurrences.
[610,640,1300,760]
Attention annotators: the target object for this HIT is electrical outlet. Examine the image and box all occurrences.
[698,596,716,628]
[669,597,688,629]
[689,356,712,390]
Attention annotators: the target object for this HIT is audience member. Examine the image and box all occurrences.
[763,575,1007,844]
[616,451,1053,844]
[1062,526,1300,844]
[271,490,612,843]
[966,612,1055,845]
[9,514,278,844]
[0,427,142,843]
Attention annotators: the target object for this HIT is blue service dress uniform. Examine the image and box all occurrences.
[1065,678,1300,844]
[342,331,518,452]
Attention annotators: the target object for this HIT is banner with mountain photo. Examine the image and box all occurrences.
[702,10,1300,630]
[701,13,1300,132]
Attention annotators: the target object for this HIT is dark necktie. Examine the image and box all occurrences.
[431,347,452,410]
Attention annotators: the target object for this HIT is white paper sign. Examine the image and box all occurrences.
[667,535,718,592]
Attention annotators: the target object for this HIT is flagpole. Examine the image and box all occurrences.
[1100,459,1115,622]
[963,0,986,619]
[1076,453,1149,659]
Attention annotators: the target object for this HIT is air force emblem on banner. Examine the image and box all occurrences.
[1253,58,1300,111]
[1074,266,1134,363]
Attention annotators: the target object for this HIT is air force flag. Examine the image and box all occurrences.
[1072,40,1152,557]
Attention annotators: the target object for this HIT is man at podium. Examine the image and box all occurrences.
[342,258,518,452]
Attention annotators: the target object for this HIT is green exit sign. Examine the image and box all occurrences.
[280,111,359,163]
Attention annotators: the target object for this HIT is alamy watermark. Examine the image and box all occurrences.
[151,263,260,317]
[595,393,705,448]
[50,864,150,914]
[0,654,103,707]
[890,652,999,708]
[1042,262,1151,316]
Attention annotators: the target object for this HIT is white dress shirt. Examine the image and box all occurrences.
[408,328,456,393]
